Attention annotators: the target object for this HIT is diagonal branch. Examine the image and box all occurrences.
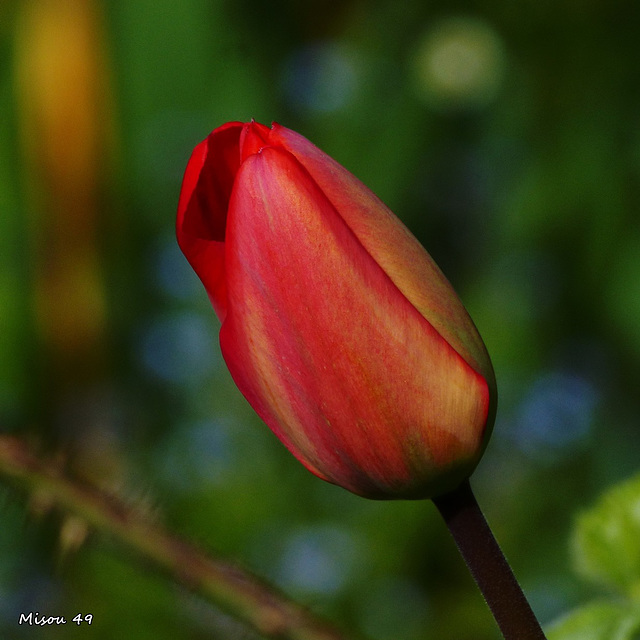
[0,434,360,640]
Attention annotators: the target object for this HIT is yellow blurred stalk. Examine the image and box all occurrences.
[14,0,116,384]
[13,0,126,512]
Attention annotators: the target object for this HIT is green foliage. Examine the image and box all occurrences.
[548,601,640,640]
[548,473,640,640]
[573,473,640,597]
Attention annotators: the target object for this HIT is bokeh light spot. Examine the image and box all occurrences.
[277,525,361,595]
[156,419,233,490]
[281,41,359,115]
[137,312,218,385]
[512,371,598,462]
[412,16,505,111]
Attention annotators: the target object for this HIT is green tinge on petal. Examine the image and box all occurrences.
[269,124,495,391]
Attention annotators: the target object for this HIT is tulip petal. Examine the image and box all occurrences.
[239,120,271,162]
[176,121,244,320]
[220,146,490,498]
[268,124,495,393]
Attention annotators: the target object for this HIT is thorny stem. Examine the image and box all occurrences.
[433,479,547,640]
[0,435,358,640]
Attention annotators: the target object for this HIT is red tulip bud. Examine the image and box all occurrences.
[177,121,496,499]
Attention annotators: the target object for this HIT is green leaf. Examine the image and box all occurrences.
[547,600,640,640]
[572,473,640,597]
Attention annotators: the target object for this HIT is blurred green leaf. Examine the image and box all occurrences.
[547,601,640,640]
[572,473,640,598]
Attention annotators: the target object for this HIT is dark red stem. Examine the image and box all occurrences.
[432,480,547,640]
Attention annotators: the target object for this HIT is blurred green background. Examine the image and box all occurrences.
[1,0,640,638]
